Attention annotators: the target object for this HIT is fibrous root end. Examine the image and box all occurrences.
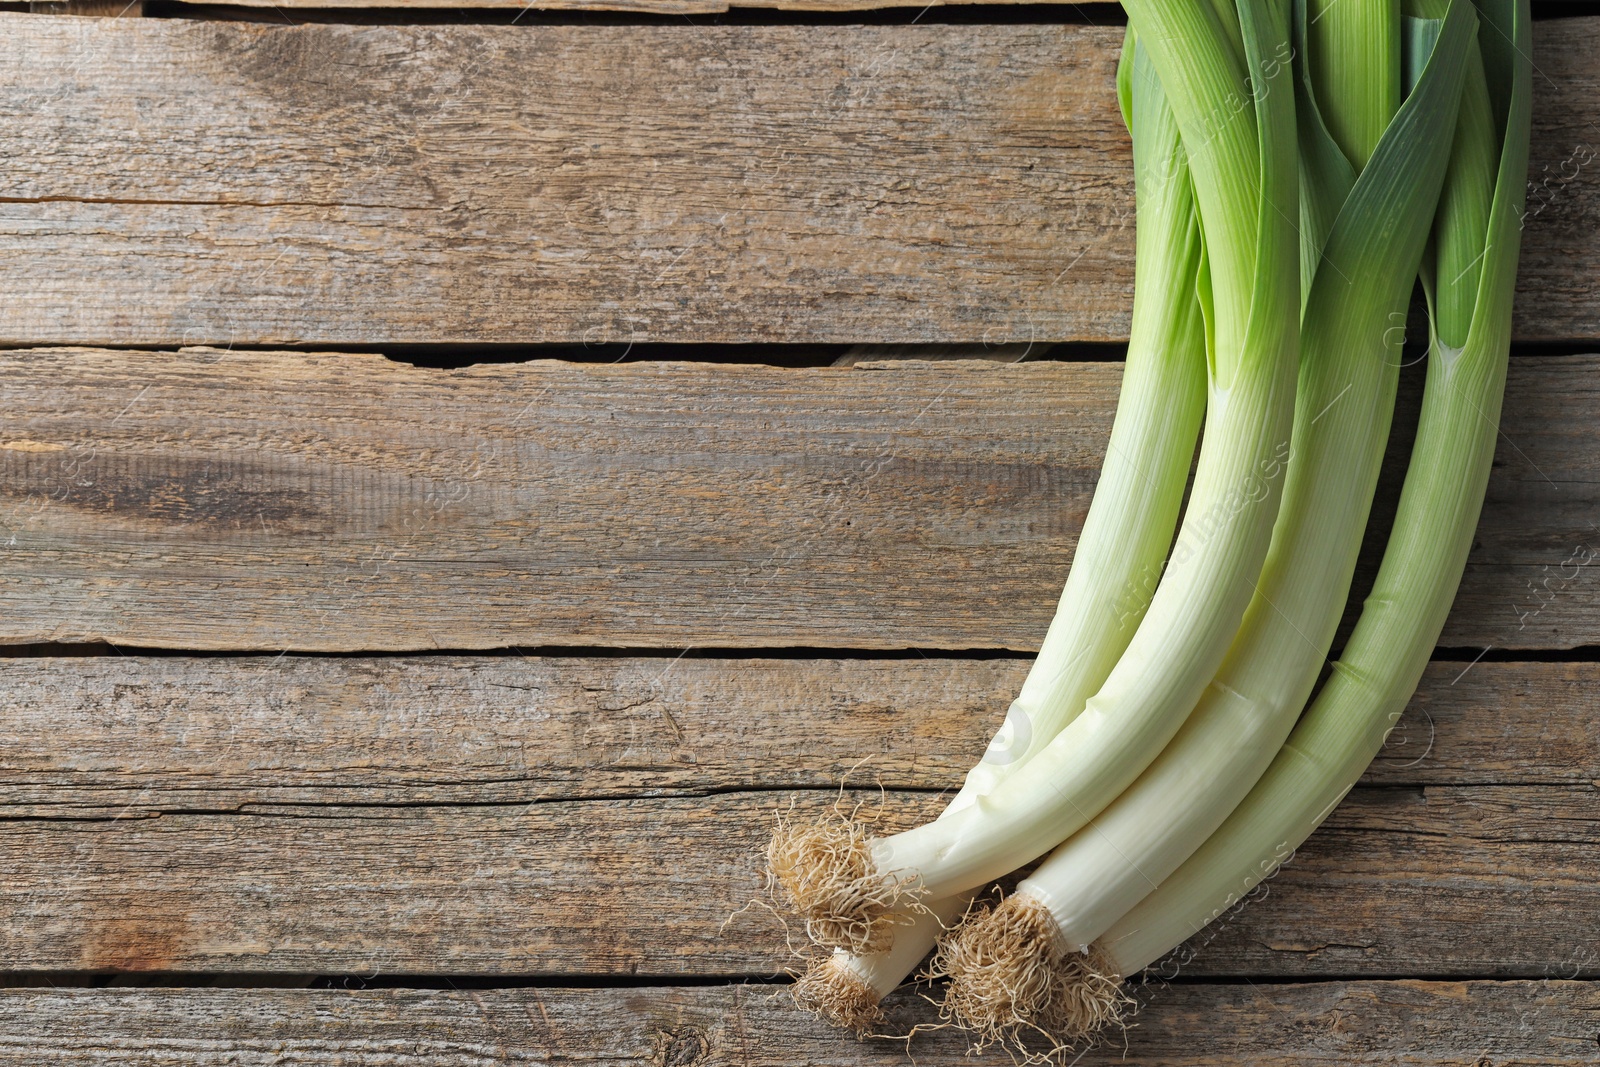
[933,894,1130,1056]
[766,811,919,955]
[792,954,886,1037]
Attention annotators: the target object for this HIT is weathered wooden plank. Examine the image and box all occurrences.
[0,349,1116,652]
[1,349,1595,651]
[0,780,1590,976]
[0,19,1131,346]
[1364,660,1600,787]
[0,657,1585,814]
[2,18,1598,344]
[0,653,1587,978]
[1521,15,1600,346]
[1173,782,1600,979]
[0,655,1018,812]
[0,981,1593,1065]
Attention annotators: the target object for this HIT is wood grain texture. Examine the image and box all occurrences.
[0,655,1022,812]
[0,981,1593,1064]
[2,17,1598,344]
[0,655,1591,977]
[0,782,1576,978]
[1522,15,1600,343]
[0,656,1586,814]
[0,655,1587,979]
[0,18,1130,346]
[1,348,1595,651]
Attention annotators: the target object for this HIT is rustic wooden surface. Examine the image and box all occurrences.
[2,348,1595,652]
[0,18,1130,347]
[0,982,1592,1065]
[2,17,1598,345]
[0,655,1588,980]
[6,4,1598,1063]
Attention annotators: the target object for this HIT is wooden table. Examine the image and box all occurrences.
[1,5,1596,1063]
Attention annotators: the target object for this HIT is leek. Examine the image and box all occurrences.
[936,0,1476,1043]
[789,29,1209,1029]
[1099,0,1529,987]
[769,0,1301,959]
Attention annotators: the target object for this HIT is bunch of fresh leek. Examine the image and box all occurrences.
[766,0,1531,1051]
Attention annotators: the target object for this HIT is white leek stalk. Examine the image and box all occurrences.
[790,30,1208,1028]
[770,0,1302,957]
